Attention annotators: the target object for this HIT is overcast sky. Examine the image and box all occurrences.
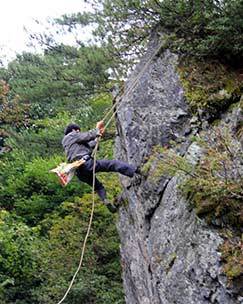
[0,0,91,63]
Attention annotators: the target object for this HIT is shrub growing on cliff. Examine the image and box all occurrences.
[220,237,243,279]
[143,124,243,279]
[178,58,243,116]
[145,126,243,227]
[185,129,242,227]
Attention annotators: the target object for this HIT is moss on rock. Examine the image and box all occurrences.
[142,124,243,283]
[178,58,243,118]
[220,237,243,280]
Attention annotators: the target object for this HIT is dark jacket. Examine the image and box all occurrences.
[62,128,99,162]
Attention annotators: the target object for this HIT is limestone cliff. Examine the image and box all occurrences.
[115,32,243,304]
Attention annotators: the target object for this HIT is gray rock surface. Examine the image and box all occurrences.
[115,32,241,304]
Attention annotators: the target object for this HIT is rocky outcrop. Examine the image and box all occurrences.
[115,32,242,304]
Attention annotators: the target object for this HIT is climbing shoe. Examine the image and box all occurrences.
[103,199,117,213]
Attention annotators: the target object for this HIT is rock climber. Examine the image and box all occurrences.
[62,121,139,211]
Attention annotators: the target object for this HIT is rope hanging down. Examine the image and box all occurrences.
[57,138,100,304]
[56,40,164,304]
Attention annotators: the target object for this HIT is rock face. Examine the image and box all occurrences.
[115,32,242,304]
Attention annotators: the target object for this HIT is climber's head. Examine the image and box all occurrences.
[64,123,81,135]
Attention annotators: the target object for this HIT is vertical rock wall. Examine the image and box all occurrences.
[115,33,241,304]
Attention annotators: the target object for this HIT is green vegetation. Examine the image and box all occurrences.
[0,94,125,303]
[32,194,123,304]
[0,210,43,301]
[158,0,243,62]
[220,236,243,279]
[178,58,243,116]
[1,1,243,302]
[0,39,124,302]
[55,0,243,73]
[142,123,243,280]
[0,46,112,118]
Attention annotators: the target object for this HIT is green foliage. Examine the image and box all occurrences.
[0,210,44,303]
[148,127,243,228]
[143,124,243,280]
[0,86,124,303]
[54,0,243,75]
[0,197,124,303]
[178,58,243,116]
[32,195,124,304]
[0,80,30,130]
[74,93,114,131]
[220,235,243,279]
[158,0,243,61]
[0,45,111,117]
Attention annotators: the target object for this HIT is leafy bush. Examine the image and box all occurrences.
[145,126,243,227]
[142,123,243,280]
[178,58,243,116]
[0,210,44,303]
[0,155,86,225]
[33,195,124,304]
[220,236,243,279]
[157,0,242,61]
[0,46,111,113]
[56,0,243,73]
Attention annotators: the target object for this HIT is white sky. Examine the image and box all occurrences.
[0,0,91,63]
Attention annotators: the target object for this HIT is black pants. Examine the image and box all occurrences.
[76,159,136,200]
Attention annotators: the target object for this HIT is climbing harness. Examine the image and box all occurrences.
[56,40,164,303]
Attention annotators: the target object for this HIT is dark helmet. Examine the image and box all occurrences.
[64,123,80,135]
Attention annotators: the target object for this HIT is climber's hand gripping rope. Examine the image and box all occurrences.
[96,120,105,137]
